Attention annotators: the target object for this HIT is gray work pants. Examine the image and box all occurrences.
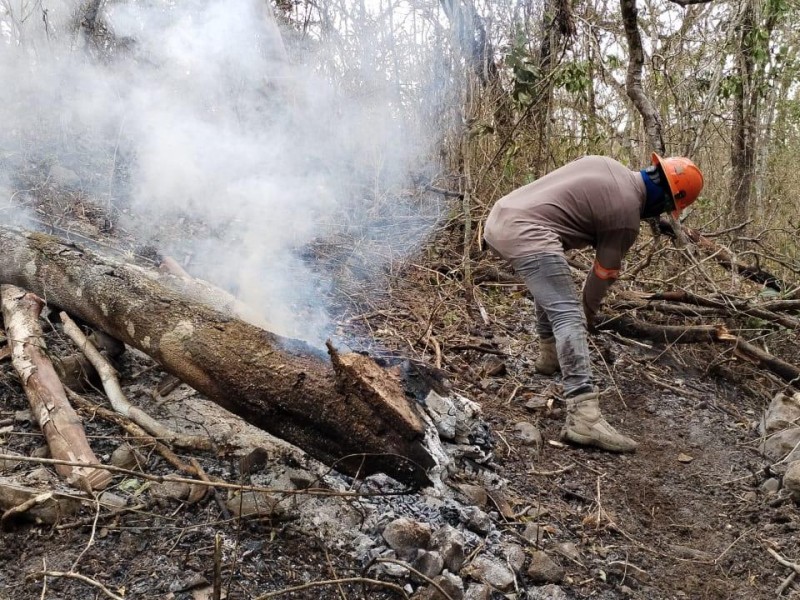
[510,253,593,397]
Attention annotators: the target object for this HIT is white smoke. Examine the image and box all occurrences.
[0,0,444,347]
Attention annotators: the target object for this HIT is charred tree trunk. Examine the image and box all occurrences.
[0,228,435,488]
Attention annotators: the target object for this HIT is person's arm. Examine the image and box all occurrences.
[582,229,638,327]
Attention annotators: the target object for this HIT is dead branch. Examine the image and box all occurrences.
[27,570,124,600]
[727,337,800,386]
[254,577,409,599]
[597,313,724,344]
[60,312,211,451]
[65,388,201,477]
[1,285,111,490]
[0,453,415,499]
[658,223,790,292]
[598,314,800,389]
[646,290,800,329]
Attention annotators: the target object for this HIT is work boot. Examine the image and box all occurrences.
[534,337,560,375]
[561,391,638,453]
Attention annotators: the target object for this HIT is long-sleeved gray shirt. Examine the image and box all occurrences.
[484,155,645,315]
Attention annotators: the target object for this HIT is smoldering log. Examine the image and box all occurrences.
[0,228,435,487]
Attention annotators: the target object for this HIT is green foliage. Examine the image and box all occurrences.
[555,61,591,98]
[718,75,741,101]
[605,54,623,70]
[506,33,541,107]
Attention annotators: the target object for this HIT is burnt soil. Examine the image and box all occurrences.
[1,206,799,599]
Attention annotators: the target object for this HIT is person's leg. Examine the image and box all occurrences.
[511,253,637,452]
[511,254,592,396]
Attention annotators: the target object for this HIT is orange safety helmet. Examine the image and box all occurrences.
[651,153,704,218]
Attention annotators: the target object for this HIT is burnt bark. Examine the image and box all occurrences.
[0,228,435,488]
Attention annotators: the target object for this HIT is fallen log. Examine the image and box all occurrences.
[1,286,111,490]
[0,228,435,487]
[598,313,724,344]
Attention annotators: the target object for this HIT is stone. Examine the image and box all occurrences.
[24,467,54,483]
[554,542,581,563]
[110,443,143,469]
[416,571,464,600]
[461,507,492,535]
[521,522,546,545]
[502,542,526,573]
[382,517,432,559]
[429,525,466,573]
[463,583,492,600]
[760,428,800,462]
[524,396,549,411]
[151,479,191,502]
[526,550,565,584]
[31,446,50,459]
[784,461,800,499]
[98,492,128,509]
[457,484,488,507]
[513,422,543,447]
[14,410,32,423]
[525,502,550,519]
[529,584,568,599]
[375,551,409,578]
[424,391,458,440]
[761,478,781,494]
[226,491,285,518]
[413,550,445,580]
[760,392,800,433]
[464,555,515,591]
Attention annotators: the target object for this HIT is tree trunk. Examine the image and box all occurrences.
[730,0,758,225]
[0,228,435,488]
[620,0,665,155]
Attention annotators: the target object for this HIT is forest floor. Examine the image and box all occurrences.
[1,188,799,600]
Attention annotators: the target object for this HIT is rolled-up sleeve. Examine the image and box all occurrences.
[582,228,638,316]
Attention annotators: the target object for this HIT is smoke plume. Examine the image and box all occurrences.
[0,0,444,346]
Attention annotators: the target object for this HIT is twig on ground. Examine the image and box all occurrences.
[372,557,455,600]
[66,388,200,476]
[71,492,101,571]
[27,571,124,600]
[766,547,800,576]
[0,453,409,498]
[55,503,148,531]
[1,491,53,527]
[776,571,796,596]
[253,577,408,599]
[60,312,211,451]
[528,464,574,476]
